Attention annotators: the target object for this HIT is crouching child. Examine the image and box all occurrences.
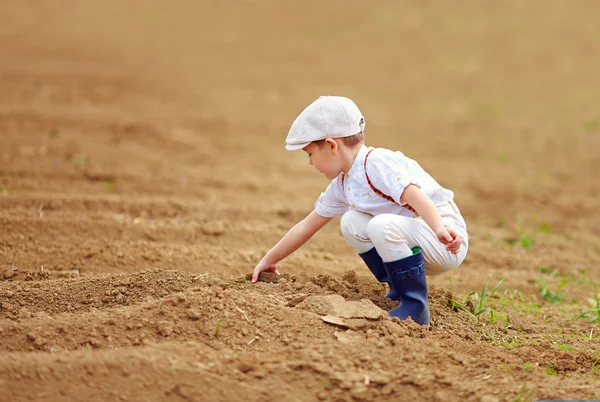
[251,96,469,326]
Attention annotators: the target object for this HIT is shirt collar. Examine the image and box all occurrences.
[345,145,370,179]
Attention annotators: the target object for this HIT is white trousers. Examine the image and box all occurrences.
[340,201,469,276]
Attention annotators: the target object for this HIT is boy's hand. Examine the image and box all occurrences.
[434,226,462,254]
[251,260,280,283]
[250,211,331,283]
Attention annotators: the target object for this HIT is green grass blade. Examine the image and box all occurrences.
[490,278,504,297]
[452,301,476,319]
[474,307,491,317]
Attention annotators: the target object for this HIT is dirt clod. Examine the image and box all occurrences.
[321,315,350,329]
[286,293,308,307]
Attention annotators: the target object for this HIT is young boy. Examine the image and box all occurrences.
[251,96,468,326]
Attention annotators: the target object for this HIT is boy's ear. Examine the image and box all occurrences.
[324,138,338,154]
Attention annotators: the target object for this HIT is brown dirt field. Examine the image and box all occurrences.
[1,1,600,401]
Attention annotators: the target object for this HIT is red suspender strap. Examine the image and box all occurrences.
[364,149,417,214]
[364,149,394,202]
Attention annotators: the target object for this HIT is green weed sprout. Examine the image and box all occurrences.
[538,222,551,234]
[584,119,599,132]
[513,384,533,402]
[507,218,534,249]
[552,343,574,351]
[574,294,600,324]
[451,278,504,323]
[538,275,568,304]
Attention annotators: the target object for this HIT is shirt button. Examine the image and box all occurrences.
[351,204,356,209]
[347,187,351,192]
[367,193,371,198]
[396,177,401,182]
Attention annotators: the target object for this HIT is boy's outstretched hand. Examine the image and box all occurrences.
[251,260,280,283]
[435,226,462,254]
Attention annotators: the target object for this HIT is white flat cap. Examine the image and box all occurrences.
[285,96,366,151]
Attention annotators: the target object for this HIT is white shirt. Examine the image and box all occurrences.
[314,145,455,218]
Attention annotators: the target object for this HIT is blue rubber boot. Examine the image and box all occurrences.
[358,248,399,300]
[384,248,430,326]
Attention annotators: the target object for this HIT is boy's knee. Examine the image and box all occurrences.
[339,211,353,238]
[340,209,370,241]
[425,261,460,276]
[367,214,414,246]
[424,247,467,276]
[366,214,393,245]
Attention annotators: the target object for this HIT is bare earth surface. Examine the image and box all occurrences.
[1,2,600,401]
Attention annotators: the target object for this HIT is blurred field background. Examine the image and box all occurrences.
[1,2,600,401]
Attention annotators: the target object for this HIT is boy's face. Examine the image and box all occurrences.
[302,139,342,180]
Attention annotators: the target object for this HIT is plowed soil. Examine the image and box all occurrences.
[1,2,600,401]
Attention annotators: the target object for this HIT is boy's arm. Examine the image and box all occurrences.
[251,210,332,282]
[401,184,462,254]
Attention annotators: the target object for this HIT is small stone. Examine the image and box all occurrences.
[157,321,174,336]
[186,309,200,320]
[33,337,47,349]
[286,294,308,307]
[380,383,395,395]
[236,356,258,373]
[369,374,390,385]
[200,221,226,236]
[89,338,102,348]
[350,386,370,400]
[3,269,16,280]
[171,294,187,305]
[339,381,353,390]
[4,291,14,298]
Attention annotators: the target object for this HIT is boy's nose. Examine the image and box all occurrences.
[308,159,313,166]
